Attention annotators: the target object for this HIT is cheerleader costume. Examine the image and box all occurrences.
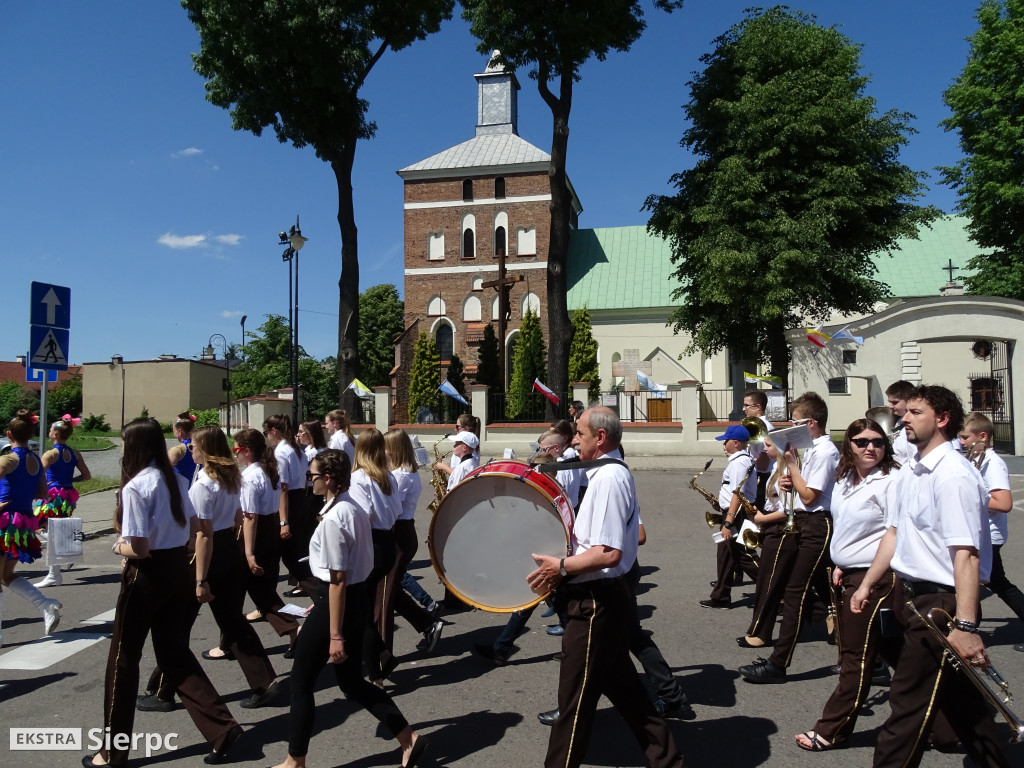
[1,446,45,563]
[37,444,80,521]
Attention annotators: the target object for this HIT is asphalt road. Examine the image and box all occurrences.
[2,470,1024,768]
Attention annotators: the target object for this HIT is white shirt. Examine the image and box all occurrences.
[572,449,638,583]
[120,465,196,550]
[555,455,582,512]
[892,427,914,466]
[304,445,326,487]
[392,468,423,521]
[189,469,241,533]
[274,441,306,491]
[829,468,898,569]
[978,449,1011,546]
[240,463,280,517]
[308,498,373,584]
[795,435,840,512]
[719,450,756,510]
[891,441,992,586]
[564,446,588,488]
[447,455,480,491]
[345,468,401,530]
[329,432,355,464]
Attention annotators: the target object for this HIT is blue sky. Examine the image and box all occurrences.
[3,1,981,367]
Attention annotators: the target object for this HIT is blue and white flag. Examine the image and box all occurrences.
[829,326,864,345]
[438,379,469,405]
[636,370,667,393]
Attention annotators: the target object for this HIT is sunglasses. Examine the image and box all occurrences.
[232,445,246,453]
[851,438,886,449]
[186,443,195,451]
[306,471,323,480]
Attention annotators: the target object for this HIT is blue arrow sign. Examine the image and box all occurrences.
[29,325,70,371]
[30,282,71,329]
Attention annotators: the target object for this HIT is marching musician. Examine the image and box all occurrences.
[885,380,915,465]
[446,433,480,490]
[849,385,1009,768]
[741,389,775,507]
[700,425,758,609]
[740,392,837,683]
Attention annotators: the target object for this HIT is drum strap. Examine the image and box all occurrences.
[533,457,627,475]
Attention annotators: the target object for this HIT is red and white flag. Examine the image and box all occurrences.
[533,378,560,405]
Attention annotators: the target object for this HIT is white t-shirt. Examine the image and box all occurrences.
[979,449,1011,546]
[891,426,914,466]
[329,431,355,464]
[555,455,582,512]
[189,469,241,533]
[891,441,993,586]
[719,450,756,511]
[392,468,423,521]
[120,465,196,550]
[447,455,480,491]
[795,435,840,512]
[564,446,588,488]
[274,441,306,491]
[345,468,401,530]
[829,468,898,569]
[240,463,280,517]
[308,498,373,584]
[572,449,638,583]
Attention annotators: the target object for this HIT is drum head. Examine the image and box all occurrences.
[429,468,569,612]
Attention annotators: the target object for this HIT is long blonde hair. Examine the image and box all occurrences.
[352,428,392,495]
[192,425,241,494]
[384,429,418,472]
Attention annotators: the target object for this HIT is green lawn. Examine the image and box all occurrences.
[77,476,120,494]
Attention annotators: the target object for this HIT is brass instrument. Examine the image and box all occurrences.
[741,416,768,446]
[865,406,902,438]
[426,436,453,515]
[734,489,760,550]
[963,439,987,469]
[825,566,843,662]
[782,465,797,533]
[690,460,721,526]
[905,600,1024,744]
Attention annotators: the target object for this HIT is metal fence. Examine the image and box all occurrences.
[698,388,734,422]
[487,391,571,423]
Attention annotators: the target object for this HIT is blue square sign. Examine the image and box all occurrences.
[30,282,71,329]
[30,325,70,371]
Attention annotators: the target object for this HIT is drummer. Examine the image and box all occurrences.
[446,434,480,491]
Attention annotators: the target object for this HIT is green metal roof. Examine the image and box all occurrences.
[567,216,988,311]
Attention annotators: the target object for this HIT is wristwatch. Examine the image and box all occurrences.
[558,558,568,577]
[196,579,207,587]
[280,521,289,527]
[722,519,735,531]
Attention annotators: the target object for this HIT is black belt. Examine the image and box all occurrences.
[560,575,626,596]
[903,580,954,597]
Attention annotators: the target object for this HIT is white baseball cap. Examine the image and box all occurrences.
[455,432,479,449]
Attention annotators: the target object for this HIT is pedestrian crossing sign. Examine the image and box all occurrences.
[30,325,69,370]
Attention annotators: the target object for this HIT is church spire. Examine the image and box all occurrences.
[475,50,520,137]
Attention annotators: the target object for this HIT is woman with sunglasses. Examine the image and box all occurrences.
[267,449,427,768]
[795,418,901,752]
[264,414,314,595]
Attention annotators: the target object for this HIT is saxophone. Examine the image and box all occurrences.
[690,459,722,526]
[426,437,453,515]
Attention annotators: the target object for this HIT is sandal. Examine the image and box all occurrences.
[795,731,832,752]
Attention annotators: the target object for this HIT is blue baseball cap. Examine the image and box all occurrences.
[716,424,751,442]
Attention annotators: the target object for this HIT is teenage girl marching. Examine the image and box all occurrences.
[168,411,198,487]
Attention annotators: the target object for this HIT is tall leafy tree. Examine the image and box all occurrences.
[461,0,682,414]
[407,332,441,423]
[183,0,453,410]
[568,305,601,402]
[940,0,1024,299]
[358,283,404,387]
[230,315,293,400]
[506,308,547,419]
[48,374,83,422]
[474,323,501,392]
[645,7,939,386]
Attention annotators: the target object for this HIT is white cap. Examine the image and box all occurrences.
[455,432,479,449]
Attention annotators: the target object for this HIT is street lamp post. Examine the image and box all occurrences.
[240,314,248,362]
[205,334,231,435]
[111,354,125,429]
[279,218,307,428]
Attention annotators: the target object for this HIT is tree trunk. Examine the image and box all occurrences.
[543,73,573,420]
[765,317,791,394]
[332,137,363,420]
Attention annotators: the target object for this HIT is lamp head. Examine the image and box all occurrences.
[240,314,247,326]
[278,231,288,245]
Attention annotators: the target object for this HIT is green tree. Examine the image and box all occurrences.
[506,308,547,419]
[299,356,340,420]
[568,306,601,402]
[474,323,501,392]
[939,0,1024,299]
[442,353,467,422]
[358,283,404,387]
[47,374,83,422]
[644,7,939,386]
[461,0,682,413]
[407,332,441,423]
[183,0,453,411]
[230,315,293,400]
[0,381,38,425]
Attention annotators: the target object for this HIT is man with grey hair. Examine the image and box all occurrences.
[527,407,685,768]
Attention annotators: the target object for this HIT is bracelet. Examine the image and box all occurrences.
[330,635,344,641]
[953,618,979,634]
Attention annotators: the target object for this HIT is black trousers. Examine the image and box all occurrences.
[280,488,314,586]
[244,513,301,637]
[363,528,396,680]
[709,537,759,603]
[987,544,1024,623]
[626,560,687,707]
[377,519,419,667]
[103,548,236,765]
[545,576,685,768]
[873,590,1010,768]
[288,580,409,757]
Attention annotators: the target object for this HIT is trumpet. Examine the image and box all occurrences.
[905,600,1024,744]
[690,459,721,518]
[741,416,768,446]
[782,465,797,533]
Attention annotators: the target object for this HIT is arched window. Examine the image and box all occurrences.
[521,291,540,318]
[436,323,454,363]
[494,211,508,257]
[462,213,476,259]
[472,275,483,291]
[495,177,506,198]
[462,179,473,201]
[463,295,482,321]
[427,296,446,316]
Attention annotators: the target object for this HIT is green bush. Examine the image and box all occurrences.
[193,408,220,427]
[81,413,111,433]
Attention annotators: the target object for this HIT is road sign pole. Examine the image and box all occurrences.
[39,379,48,451]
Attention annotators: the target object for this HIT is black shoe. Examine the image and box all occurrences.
[205,724,243,765]
[1016,643,1024,652]
[240,680,282,709]
[136,693,176,712]
[736,636,768,649]
[537,708,559,726]
[201,649,236,661]
[423,620,444,652]
[283,587,304,598]
[654,698,697,720]
[739,657,787,683]
[871,661,891,686]
[283,645,295,660]
[551,651,565,662]
[829,664,841,674]
[699,599,730,609]
[473,643,510,666]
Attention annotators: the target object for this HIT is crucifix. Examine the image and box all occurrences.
[482,248,523,388]
[943,258,959,282]
[610,349,653,392]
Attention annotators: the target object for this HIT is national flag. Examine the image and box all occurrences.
[533,378,560,405]
[830,326,864,345]
[743,372,783,388]
[438,379,469,406]
[346,378,373,398]
[806,325,831,348]
[636,370,667,392]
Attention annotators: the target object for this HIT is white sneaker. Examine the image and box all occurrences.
[35,572,62,588]
[42,599,61,636]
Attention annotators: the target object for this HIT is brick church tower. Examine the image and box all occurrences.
[392,53,581,418]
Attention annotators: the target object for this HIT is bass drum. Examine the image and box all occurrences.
[428,460,573,612]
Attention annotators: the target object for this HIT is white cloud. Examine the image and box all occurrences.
[220,310,244,318]
[214,234,243,246]
[172,147,203,159]
[158,233,206,249]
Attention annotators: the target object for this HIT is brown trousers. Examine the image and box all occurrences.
[545,577,685,768]
[103,547,236,765]
[709,536,759,603]
[745,524,796,641]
